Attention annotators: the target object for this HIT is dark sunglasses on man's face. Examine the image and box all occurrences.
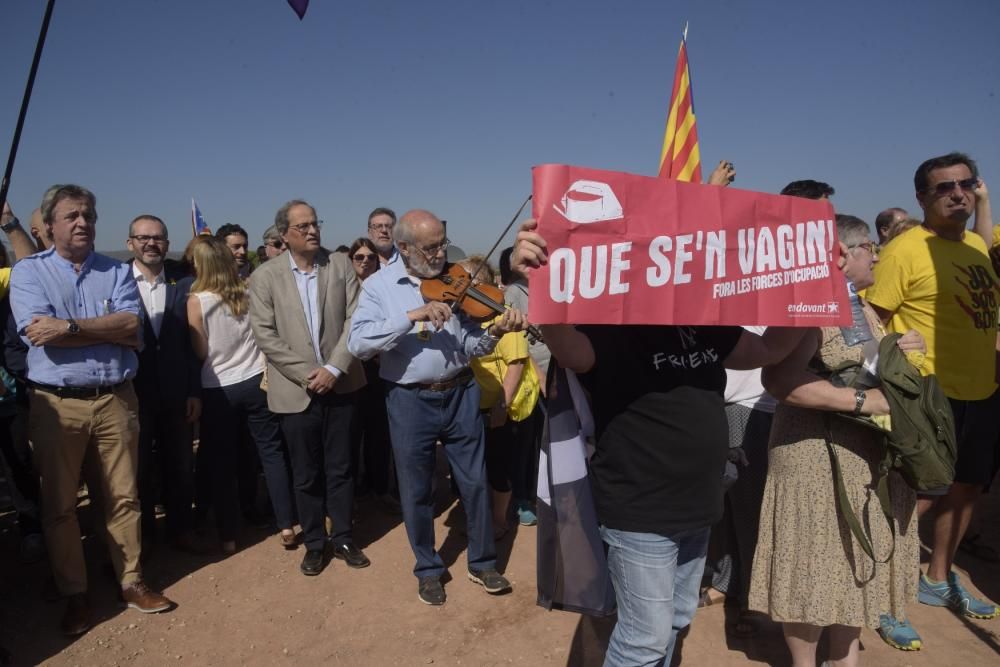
[927,177,978,197]
[268,241,284,249]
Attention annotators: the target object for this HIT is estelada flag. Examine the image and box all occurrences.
[658,33,701,182]
[191,199,211,237]
[528,164,852,328]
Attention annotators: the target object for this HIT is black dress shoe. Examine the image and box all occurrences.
[331,542,370,569]
[61,594,92,636]
[300,549,325,576]
[418,576,446,605]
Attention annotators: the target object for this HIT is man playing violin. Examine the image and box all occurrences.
[347,209,526,606]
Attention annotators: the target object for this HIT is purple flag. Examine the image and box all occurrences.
[287,0,309,19]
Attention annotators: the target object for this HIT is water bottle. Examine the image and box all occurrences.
[840,281,873,347]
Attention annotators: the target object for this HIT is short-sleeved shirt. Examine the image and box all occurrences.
[577,325,742,535]
[866,226,999,400]
[471,321,540,421]
[10,248,141,387]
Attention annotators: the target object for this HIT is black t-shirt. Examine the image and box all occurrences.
[577,325,742,535]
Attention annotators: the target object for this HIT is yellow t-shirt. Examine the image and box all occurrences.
[471,324,540,422]
[866,225,999,400]
[0,267,10,300]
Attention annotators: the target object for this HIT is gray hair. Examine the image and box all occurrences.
[273,199,314,235]
[262,224,281,242]
[835,214,872,248]
[40,184,97,225]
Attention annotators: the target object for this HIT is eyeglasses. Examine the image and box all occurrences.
[925,177,978,197]
[130,235,167,244]
[352,253,375,263]
[289,220,323,234]
[368,223,393,232]
[849,241,877,255]
[412,238,450,261]
[267,241,284,249]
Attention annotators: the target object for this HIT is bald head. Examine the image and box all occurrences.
[875,207,909,244]
[396,209,448,278]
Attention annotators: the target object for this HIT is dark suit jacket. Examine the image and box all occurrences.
[130,262,201,406]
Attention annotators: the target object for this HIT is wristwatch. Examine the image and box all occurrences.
[0,216,20,233]
[852,389,867,416]
[66,318,80,335]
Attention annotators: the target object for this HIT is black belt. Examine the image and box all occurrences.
[29,381,125,400]
[397,369,474,392]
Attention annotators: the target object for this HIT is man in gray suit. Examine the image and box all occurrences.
[249,200,368,576]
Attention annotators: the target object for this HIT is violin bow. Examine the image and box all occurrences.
[463,194,532,291]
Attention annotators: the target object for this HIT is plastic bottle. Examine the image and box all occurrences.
[840,281,873,347]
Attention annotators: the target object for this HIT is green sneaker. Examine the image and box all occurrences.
[918,572,999,619]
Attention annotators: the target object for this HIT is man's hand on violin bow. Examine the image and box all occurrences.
[408,301,453,330]
[488,307,526,337]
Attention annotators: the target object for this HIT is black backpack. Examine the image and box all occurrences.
[826,332,957,562]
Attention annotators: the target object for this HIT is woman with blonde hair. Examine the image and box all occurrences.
[187,236,296,553]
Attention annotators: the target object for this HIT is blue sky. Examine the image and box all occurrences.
[2,0,998,254]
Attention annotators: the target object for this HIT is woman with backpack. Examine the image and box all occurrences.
[748,215,926,666]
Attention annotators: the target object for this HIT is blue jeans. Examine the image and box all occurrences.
[386,377,495,578]
[600,525,711,667]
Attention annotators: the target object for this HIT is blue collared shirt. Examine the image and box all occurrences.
[348,255,497,384]
[10,248,141,387]
[288,252,341,377]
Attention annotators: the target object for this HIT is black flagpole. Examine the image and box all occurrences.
[0,0,57,213]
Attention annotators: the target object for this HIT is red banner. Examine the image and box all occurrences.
[527,164,852,327]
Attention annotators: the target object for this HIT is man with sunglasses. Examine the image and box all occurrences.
[126,215,202,556]
[348,209,526,606]
[262,225,285,261]
[866,152,999,650]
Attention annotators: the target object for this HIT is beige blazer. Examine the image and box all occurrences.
[249,250,365,414]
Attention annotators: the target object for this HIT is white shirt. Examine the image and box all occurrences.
[288,252,341,377]
[132,263,166,338]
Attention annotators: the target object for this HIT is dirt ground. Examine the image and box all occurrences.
[2,463,999,666]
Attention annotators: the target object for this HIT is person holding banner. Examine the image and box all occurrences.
[511,218,803,667]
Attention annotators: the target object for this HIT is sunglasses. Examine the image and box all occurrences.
[353,253,375,263]
[268,241,284,249]
[849,241,877,255]
[926,177,978,197]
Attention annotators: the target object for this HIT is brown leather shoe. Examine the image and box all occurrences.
[61,594,92,636]
[121,581,174,613]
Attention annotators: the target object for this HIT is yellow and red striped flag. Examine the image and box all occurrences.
[658,29,701,182]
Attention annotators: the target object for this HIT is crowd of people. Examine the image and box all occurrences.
[0,150,997,666]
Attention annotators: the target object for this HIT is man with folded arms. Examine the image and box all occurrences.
[10,185,173,636]
[348,209,525,605]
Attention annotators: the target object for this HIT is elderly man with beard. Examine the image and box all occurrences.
[367,207,398,266]
[126,215,202,553]
[348,209,525,606]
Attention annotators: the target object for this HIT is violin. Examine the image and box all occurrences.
[420,263,545,344]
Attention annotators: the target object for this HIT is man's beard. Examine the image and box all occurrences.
[404,253,444,279]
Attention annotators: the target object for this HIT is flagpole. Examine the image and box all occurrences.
[0,0,57,213]
[683,21,688,43]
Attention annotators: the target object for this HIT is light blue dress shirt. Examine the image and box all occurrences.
[288,251,341,377]
[348,255,497,384]
[10,248,141,387]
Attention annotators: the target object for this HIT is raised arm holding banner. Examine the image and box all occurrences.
[527,163,852,328]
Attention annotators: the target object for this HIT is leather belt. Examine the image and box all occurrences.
[29,381,124,400]
[398,369,474,392]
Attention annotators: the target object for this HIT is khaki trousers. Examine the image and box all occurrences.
[30,382,142,595]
